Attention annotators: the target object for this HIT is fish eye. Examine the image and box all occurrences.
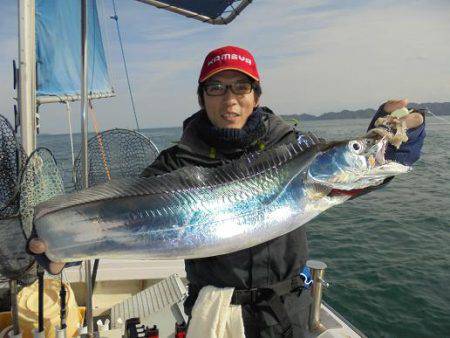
[349,140,365,154]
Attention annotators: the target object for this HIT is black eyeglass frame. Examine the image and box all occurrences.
[201,81,256,96]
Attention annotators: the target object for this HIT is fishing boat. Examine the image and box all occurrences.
[0,1,367,336]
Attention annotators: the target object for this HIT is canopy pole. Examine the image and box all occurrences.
[81,0,94,336]
[18,0,36,155]
[135,0,253,25]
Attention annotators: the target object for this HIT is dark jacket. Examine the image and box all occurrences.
[141,107,312,336]
[141,105,426,337]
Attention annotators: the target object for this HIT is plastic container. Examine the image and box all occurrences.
[15,279,83,338]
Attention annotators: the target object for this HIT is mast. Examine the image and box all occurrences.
[18,0,36,155]
[81,0,94,336]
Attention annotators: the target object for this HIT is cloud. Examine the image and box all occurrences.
[1,0,449,133]
[242,0,450,115]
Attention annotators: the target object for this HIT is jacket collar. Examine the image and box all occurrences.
[178,106,294,160]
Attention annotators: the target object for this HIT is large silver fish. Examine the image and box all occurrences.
[34,135,410,262]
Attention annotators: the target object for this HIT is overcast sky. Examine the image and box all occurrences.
[0,0,449,134]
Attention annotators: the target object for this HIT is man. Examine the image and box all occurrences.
[30,46,425,337]
[139,46,425,337]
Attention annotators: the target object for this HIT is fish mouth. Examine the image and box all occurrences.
[366,136,410,175]
[307,136,411,195]
[330,138,410,196]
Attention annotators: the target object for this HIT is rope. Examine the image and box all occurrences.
[89,0,97,92]
[65,102,76,168]
[110,0,141,131]
[98,0,115,87]
[88,101,111,180]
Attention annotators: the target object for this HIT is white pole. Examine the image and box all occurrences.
[16,2,36,334]
[18,0,36,155]
[80,1,94,337]
[32,329,45,338]
[55,326,67,338]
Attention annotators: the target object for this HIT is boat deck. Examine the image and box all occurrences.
[64,262,365,337]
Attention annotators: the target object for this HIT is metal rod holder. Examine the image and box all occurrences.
[307,260,328,332]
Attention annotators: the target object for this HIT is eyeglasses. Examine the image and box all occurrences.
[203,81,254,96]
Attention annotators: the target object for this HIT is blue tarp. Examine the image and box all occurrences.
[35,0,113,97]
[160,0,235,19]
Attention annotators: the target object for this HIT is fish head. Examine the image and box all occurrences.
[307,137,410,192]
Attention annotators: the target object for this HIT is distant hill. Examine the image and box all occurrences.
[282,102,450,121]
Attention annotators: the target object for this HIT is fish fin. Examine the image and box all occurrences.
[35,137,322,219]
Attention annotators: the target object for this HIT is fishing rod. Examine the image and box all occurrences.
[426,109,450,124]
[37,267,45,337]
[59,277,67,336]
[9,280,20,337]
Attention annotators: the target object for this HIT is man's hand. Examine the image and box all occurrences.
[383,98,409,114]
[369,98,426,166]
[383,98,424,129]
[28,238,66,274]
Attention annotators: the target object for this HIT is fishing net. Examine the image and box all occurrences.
[0,115,26,218]
[19,148,65,239]
[73,128,159,190]
[0,216,35,282]
[0,115,35,283]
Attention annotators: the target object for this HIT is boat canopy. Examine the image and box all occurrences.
[135,0,253,24]
[35,0,114,101]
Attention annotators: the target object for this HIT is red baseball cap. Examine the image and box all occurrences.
[198,46,260,83]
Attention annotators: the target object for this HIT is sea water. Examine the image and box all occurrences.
[38,117,450,337]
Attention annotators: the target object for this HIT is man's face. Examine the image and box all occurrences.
[203,70,259,129]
